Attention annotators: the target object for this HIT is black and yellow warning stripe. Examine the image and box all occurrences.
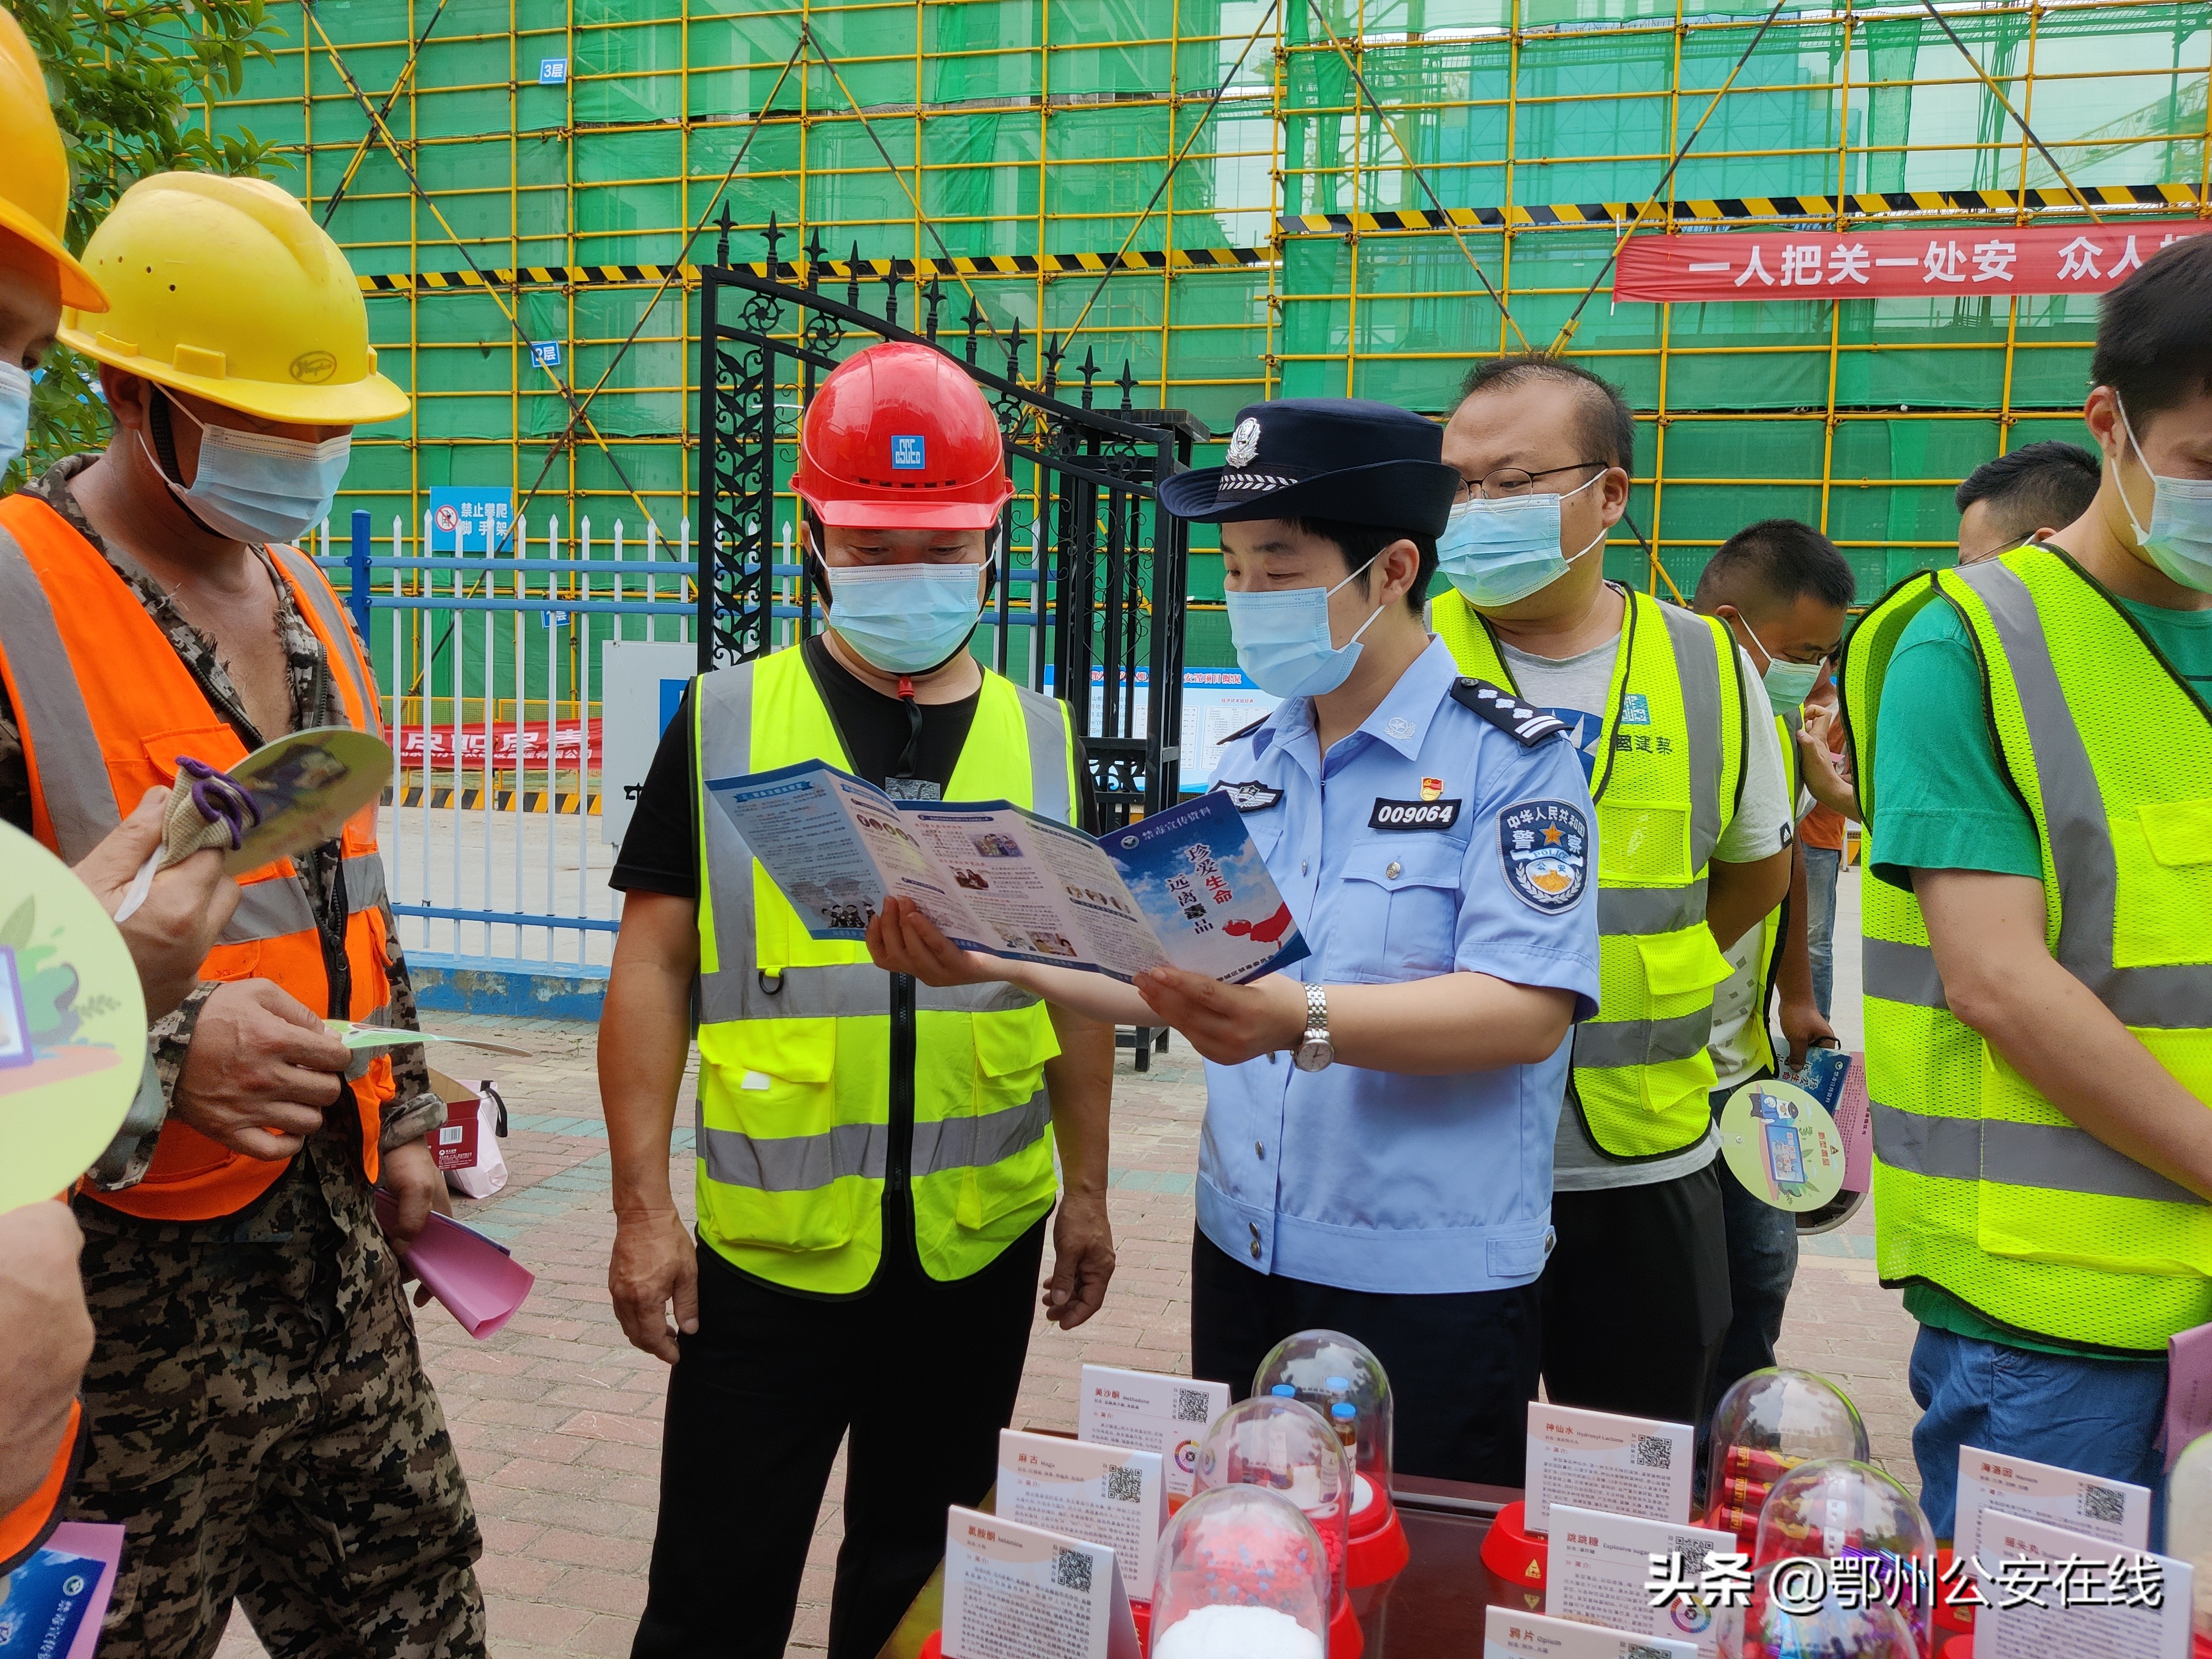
[391,785,601,813]
[356,185,2202,293]
[357,246,1267,294]
[1275,182,2201,235]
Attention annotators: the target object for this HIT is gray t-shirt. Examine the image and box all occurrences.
[1497,629,1793,1192]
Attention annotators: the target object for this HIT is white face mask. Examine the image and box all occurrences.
[2113,393,2212,594]
[146,394,351,545]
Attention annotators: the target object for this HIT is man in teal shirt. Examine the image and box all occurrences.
[1867,238,2212,1538]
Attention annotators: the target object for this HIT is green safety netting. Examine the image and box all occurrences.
[199,0,2208,664]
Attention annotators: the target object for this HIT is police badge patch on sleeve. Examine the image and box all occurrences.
[1500,799,1590,913]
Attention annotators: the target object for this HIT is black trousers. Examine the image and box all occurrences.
[631,1214,1046,1659]
[1540,1162,1733,1428]
[1191,1230,1543,1488]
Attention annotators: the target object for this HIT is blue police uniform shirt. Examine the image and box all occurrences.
[1198,637,1601,1296]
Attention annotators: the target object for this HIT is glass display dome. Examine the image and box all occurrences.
[1149,1485,1333,1659]
[1750,1458,1936,1653]
[1704,1369,1870,1550]
[2167,1430,2212,1656]
[1251,1329,1406,1583]
[1195,1398,1353,1600]
[1740,1596,1920,1659]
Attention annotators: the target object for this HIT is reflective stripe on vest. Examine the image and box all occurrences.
[1847,545,2212,1352]
[1432,585,1745,1157]
[1739,706,1805,1081]
[0,496,399,1220]
[688,645,1076,1293]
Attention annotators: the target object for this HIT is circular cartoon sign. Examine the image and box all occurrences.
[0,825,148,1211]
[1718,1078,1846,1213]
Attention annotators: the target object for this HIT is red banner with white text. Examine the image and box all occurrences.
[395,721,602,769]
[1613,218,2210,302]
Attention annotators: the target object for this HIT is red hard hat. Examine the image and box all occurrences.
[792,341,1013,530]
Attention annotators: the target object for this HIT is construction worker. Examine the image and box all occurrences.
[1689,520,1855,1404]
[1431,356,1794,1429]
[1842,236,2212,1540]
[0,10,240,1584]
[1954,440,2101,565]
[870,397,1603,1486]
[602,341,1116,1659]
[0,170,485,1655]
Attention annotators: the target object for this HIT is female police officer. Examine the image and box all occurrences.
[869,398,1600,1485]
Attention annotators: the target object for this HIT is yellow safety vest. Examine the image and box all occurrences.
[1841,545,2212,1353]
[690,646,1080,1294]
[1433,586,1748,1157]
[1738,707,1803,1081]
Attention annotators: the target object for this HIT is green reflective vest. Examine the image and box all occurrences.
[1432,586,1749,1158]
[690,646,1079,1294]
[1842,545,2212,1353]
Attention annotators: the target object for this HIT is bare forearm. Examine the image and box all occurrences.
[1776,843,1814,1007]
[601,900,698,1220]
[1707,848,1791,954]
[1044,1005,1114,1196]
[1325,973,1576,1073]
[1004,958,1156,1027]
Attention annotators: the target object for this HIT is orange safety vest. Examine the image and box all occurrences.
[0,1400,86,1575]
[0,492,395,1219]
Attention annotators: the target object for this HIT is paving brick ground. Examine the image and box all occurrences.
[208,875,1921,1657]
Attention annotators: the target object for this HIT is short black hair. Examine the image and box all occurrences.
[1953,442,2100,540]
[1694,518,1856,614]
[1294,517,1438,614]
[2092,235,2212,427]
[1458,354,1637,474]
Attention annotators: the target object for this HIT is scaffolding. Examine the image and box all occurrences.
[203,0,2211,658]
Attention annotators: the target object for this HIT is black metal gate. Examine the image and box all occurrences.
[695,217,1204,828]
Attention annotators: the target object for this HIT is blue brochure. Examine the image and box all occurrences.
[1780,1044,1851,1114]
[705,760,1309,984]
[0,1543,108,1654]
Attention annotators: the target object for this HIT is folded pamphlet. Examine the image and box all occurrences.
[372,1188,535,1338]
[705,760,1310,984]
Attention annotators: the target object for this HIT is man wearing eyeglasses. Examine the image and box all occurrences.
[1431,355,1794,1429]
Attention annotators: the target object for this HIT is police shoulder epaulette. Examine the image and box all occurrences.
[1451,677,1571,747]
[1220,713,1269,745]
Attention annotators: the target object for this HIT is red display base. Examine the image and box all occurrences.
[1938,1636,1972,1659]
[1933,1547,1975,1634]
[2196,1632,2212,1659]
[919,1633,943,1659]
[1346,1488,1410,1587]
[1478,1499,1548,1593]
[1329,1590,1364,1659]
[1133,1601,1151,1648]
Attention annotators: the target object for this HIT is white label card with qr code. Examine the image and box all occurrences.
[1526,1404,1695,1531]
[1078,1365,1230,1500]
[995,1430,1166,1605]
[941,1505,1142,1659]
[1972,1510,2188,1659]
[1484,1606,1694,1659]
[1956,1444,2150,1567]
[1546,1505,1736,1658]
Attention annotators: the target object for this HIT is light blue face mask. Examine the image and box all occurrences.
[1742,618,1824,715]
[1437,472,1606,608]
[151,396,351,545]
[1223,557,1385,699]
[2115,396,2212,595]
[0,362,30,478]
[822,557,989,674]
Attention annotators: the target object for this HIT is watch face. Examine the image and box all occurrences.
[1294,1037,1333,1072]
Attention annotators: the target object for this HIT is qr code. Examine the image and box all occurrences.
[1052,1549,1093,1593]
[2081,1485,2127,1526]
[1671,1537,1713,1580]
[1631,1435,1673,1470]
[1173,1388,1212,1423]
[1103,1464,1144,1504]
[1626,1648,1675,1659]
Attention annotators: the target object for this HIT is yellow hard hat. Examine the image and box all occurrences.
[59,172,407,425]
[0,5,105,311]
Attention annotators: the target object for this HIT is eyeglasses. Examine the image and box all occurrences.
[1453,460,1609,504]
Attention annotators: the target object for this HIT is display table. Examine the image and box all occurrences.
[874,1473,1528,1658]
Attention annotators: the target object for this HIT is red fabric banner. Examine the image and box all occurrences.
[1613,218,2210,302]
[395,720,602,768]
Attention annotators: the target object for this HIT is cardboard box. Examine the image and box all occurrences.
[429,1070,480,1172]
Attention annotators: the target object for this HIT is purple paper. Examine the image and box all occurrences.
[373,1191,535,1338]
[2165,1322,2212,1470]
[46,1522,123,1659]
[1830,1051,1872,1194]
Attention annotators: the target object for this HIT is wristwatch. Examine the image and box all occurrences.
[1292,983,1334,1072]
